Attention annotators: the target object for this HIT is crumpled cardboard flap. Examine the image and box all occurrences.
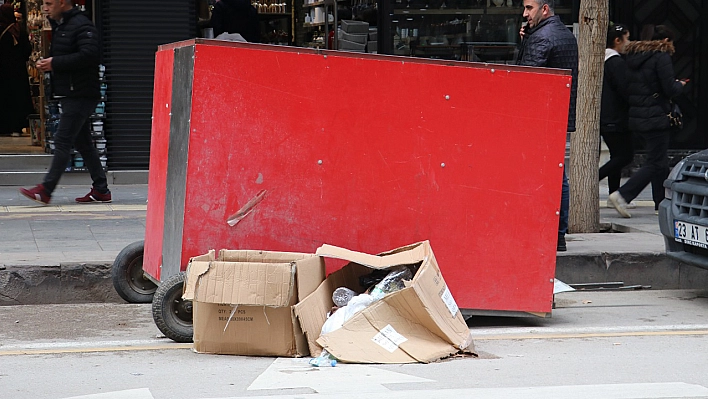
[184,260,296,307]
[183,250,216,301]
[219,249,314,264]
[315,241,429,270]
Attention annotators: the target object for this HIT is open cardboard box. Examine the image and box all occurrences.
[183,249,325,357]
[294,241,475,364]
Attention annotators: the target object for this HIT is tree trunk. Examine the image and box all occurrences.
[569,0,608,233]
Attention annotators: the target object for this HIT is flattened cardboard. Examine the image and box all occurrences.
[185,249,325,357]
[295,241,474,363]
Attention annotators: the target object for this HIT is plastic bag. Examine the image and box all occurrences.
[320,293,375,335]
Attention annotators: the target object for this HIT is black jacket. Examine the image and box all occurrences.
[600,50,629,132]
[518,15,578,132]
[49,7,100,98]
[211,0,260,43]
[625,40,683,132]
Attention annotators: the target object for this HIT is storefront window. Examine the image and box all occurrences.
[386,0,573,63]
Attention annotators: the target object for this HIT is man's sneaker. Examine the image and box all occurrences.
[608,191,631,218]
[557,234,567,252]
[76,188,112,203]
[19,184,51,205]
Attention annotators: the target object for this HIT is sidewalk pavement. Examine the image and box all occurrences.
[0,181,706,305]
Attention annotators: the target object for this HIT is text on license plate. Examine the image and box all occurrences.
[674,220,708,249]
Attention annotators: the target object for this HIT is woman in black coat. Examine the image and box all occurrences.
[0,4,34,137]
[608,25,686,218]
[599,24,633,204]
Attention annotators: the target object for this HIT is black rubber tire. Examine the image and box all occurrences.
[111,240,157,303]
[152,272,193,343]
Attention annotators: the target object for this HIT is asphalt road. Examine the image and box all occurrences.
[1,289,708,399]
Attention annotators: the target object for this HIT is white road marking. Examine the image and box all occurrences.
[61,388,154,399]
[211,382,708,399]
[247,357,433,394]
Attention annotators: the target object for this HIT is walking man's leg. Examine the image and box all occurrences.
[20,98,94,205]
[73,102,111,203]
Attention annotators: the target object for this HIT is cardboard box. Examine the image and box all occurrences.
[183,249,325,357]
[294,241,474,364]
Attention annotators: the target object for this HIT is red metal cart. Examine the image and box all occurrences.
[112,39,571,342]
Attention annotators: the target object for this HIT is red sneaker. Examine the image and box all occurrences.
[76,187,112,203]
[20,184,51,205]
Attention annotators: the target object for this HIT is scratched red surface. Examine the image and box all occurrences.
[147,41,571,313]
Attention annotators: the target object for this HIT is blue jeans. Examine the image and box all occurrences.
[43,97,107,194]
[559,167,569,236]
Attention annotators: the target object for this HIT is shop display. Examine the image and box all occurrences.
[255,0,292,45]
[198,0,292,45]
[42,65,108,172]
[385,0,572,62]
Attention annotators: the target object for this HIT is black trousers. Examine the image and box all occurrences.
[43,97,108,194]
[599,129,634,194]
[617,129,670,209]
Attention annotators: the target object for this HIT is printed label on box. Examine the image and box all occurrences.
[440,285,459,317]
[371,324,408,353]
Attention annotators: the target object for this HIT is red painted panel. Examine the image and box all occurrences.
[143,49,174,281]
[154,41,570,313]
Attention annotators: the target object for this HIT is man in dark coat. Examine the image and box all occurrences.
[518,0,578,252]
[608,25,686,217]
[211,0,260,43]
[20,0,111,205]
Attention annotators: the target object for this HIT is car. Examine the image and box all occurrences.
[659,149,708,270]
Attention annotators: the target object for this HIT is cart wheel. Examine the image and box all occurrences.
[112,240,157,303]
[152,272,193,343]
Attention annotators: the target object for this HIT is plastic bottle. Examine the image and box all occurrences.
[332,287,357,307]
[309,349,337,367]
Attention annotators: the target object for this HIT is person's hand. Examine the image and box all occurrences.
[36,57,53,72]
[519,26,526,39]
[679,79,689,86]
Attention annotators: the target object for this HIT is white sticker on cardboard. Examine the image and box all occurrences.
[440,286,459,317]
[372,332,399,353]
[380,324,408,345]
[372,324,408,353]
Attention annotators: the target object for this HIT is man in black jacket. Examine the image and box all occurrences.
[20,0,110,205]
[518,0,578,251]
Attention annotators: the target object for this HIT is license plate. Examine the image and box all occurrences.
[674,220,708,249]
